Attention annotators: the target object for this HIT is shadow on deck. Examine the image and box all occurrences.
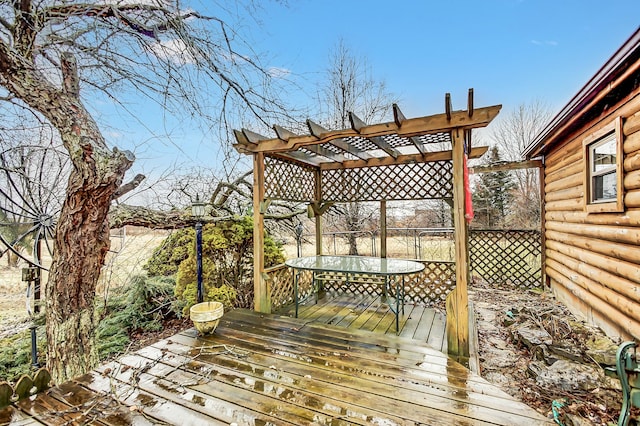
[2,309,550,425]
[275,290,481,372]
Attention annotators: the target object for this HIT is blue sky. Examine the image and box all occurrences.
[118,1,639,185]
[255,0,638,116]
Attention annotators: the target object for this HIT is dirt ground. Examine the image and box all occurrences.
[0,230,627,425]
[471,280,623,425]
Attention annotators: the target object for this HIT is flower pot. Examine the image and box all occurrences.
[190,301,224,334]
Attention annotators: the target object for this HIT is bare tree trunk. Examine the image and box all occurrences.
[0,46,134,381]
[2,50,137,381]
[346,202,360,255]
[347,234,359,255]
[46,146,131,381]
[43,96,133,379]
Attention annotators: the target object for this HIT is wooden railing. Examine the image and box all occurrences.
[0,368,51,408]
[265,260,456,311]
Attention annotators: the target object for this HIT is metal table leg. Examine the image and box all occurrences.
[294,269,299,318]
[395,277,400,334]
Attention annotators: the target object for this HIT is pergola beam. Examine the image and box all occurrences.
[303,144,349,162]
[243,128,269,144]
[271,152,324,167]
[393,104,427,154]
[469,159,543,174]
[273,124,297,141]
[273,125,348,162]
[307,120,373,160]
[349,112,401,159]
[233,105,501,154]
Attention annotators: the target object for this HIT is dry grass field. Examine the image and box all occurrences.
[0,227,169,335]
[0,229,440,331]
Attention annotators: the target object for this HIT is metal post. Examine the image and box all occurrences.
[30,325,38,368]
[371,232,377,257]
[195,222,203,303]
[294,270,299,317]
[34,240,41,314]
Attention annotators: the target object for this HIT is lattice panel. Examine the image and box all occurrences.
[265,264,293,310]
[470,230,542,289]
[266,265,315,311]
[320,272,386,296]
[404,261,456,306]
[269,260,455,310]
[418,132,451,144]
[342,136,380,151]
[264,156,316,202]
[322,161,453,202]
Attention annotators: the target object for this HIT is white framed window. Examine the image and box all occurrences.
[583,117,623,213]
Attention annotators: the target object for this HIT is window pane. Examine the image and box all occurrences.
[592,136,616,172]
[593,171,617,201]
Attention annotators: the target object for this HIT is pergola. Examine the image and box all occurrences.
[233,91,501,361]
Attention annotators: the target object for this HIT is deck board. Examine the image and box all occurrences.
[0,406,44,426]
[278,290,451,354]
[9,309,551,425]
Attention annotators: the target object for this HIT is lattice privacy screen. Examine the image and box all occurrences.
[322,161,453,202]
[264,156,453,203]
[264,156,316,201]
[266,264,314,311]
[469,230,542,289]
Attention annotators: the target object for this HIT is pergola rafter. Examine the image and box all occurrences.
[233,103,501,158]
[234,90,502,363]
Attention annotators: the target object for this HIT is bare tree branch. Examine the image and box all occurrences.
[113,173,145,200]
[60,52,80,98]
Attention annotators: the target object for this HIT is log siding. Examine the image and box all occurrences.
[543,90,640,340]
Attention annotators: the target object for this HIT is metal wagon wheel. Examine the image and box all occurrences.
[0,143,68,315]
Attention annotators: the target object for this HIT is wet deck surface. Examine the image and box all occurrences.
[276,290,482,372]
[277,290,449,350]
[3,309,550,425]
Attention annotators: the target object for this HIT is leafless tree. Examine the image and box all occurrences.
[0,0,292,382]
[491,101,553,228]
[316,40,398,255]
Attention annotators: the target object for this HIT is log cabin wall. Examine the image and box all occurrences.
[543,91,640,341]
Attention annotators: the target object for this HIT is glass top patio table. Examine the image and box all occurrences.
[285,255,424,333]
[285,255,425,276]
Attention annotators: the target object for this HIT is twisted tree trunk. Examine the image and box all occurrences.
[46,135,132,382]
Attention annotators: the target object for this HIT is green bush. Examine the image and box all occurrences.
[97,275,178,359]
[144,229,194,277]
[0,318,46,383]
[147,216,285,309]
[0,275,179,382]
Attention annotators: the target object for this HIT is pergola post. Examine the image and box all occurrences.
[252,152,270,313]
[315,169,323,255]
[315,216,322,255]
[446,129,470,362]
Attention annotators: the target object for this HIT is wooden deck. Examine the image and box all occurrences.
[276,290,482,371]
[277,290,448,348]
[3,309,550,425]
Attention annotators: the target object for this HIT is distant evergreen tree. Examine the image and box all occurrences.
[472,146,516,228]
